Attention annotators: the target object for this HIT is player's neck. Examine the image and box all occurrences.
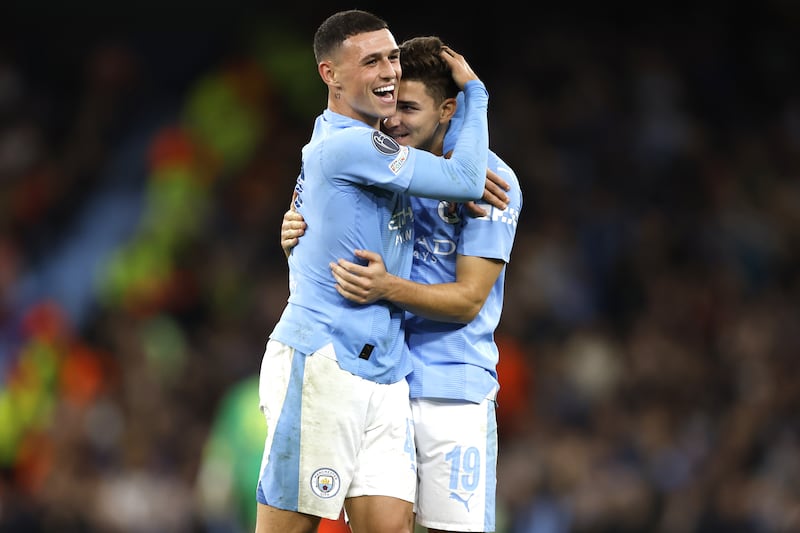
[430,123,446,156]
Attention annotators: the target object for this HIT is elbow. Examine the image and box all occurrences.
[456,302,482,323]
[433,302,479,324]
[450,288,487,323]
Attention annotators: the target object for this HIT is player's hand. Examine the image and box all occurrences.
[481,167,510,211]
[465,167,510,217]
[439,46,480,89]
[330,249,391,304]
[281,209,306,258]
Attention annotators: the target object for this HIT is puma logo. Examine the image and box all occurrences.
[449,492,474,511]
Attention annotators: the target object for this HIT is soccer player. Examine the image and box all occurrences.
[282,36,522,533]
[256,11,494,533]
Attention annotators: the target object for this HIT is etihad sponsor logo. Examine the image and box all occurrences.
[388,205,414,230]
[390,205,414,245]
[493,206,520,227]
[415,236,457,261]
[471,205,520,227]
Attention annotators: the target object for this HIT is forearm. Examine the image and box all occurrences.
[382,275,482,324]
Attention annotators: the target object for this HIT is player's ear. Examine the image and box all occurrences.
[440,97,457,123]
[319,61,340,87]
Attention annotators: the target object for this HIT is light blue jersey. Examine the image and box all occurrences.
[270,81,490,385]
[406,92,523,403]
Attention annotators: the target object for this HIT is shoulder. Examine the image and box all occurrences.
[324,127,398,153]
[322,127,403,163]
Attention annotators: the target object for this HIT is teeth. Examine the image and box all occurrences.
[374,85,394,94]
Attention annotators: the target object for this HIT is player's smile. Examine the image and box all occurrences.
[374,84,396,103]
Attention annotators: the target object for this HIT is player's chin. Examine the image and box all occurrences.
[392,134,412,146]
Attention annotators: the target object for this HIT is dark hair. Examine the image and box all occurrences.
[398,36,459,104]
[313,10,389,63]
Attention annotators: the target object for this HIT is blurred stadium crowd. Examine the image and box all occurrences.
[1,3,799,532]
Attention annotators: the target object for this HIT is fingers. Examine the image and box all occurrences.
[330,262,369,304]
[439,46,479,89]
[486,168,511,192]
[484,182,509,208]
[283,210,305,224]
[482,189,507,212]
[483,169,510,210]
[439,46,466,65]
[280,215,306,255]
[330,259,369,288]
[330,263,347,286]
[464,200,488,218]
[353,249,381,262]
[281,210,307,241]
[332,258,363,276]
[281,227,305,239]
[439,46,460,64]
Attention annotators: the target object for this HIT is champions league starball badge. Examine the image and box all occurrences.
[310,468,341,498]
[372,130,401,155]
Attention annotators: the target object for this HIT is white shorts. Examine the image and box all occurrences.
[412,395,497,532]
[256,340,417,520]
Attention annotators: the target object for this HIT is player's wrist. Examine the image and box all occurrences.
[383,274,406,304]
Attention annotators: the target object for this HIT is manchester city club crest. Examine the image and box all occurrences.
[437,201,461,224]
[310,467,341,499]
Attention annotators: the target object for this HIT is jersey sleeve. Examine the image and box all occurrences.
[319,127,415,192]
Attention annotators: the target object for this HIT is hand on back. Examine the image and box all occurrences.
[280,209,306,257]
